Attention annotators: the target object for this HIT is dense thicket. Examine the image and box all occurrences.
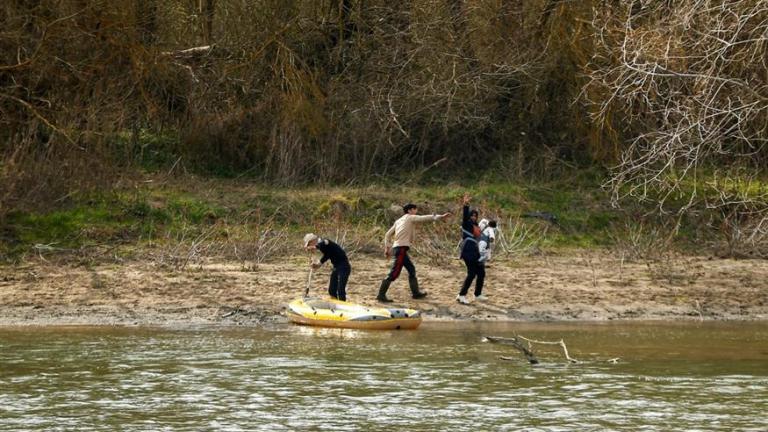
[2,1,767,221]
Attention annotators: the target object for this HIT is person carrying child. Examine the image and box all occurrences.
[456,193,483,304]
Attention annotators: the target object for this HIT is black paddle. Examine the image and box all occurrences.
[304,253,314,298]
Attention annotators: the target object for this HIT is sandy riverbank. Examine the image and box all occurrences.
[1,252,767,326]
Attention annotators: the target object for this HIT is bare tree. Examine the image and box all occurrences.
[584,0,768,255]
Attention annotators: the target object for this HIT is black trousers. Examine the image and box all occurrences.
[386,246,416,281]
[329,265,351,301]
[459,259,485,296]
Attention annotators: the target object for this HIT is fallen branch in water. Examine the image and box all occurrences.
[485,335,539,364]
[484,335,579,364]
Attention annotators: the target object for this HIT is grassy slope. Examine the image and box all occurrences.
[22,163,768,261]
[1,172,630,262]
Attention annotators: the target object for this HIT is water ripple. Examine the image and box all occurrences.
[1,323,767,431]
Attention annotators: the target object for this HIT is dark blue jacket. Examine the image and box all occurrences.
[460,205,480,261]
[316,238,350,268]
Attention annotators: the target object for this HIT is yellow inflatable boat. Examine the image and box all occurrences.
[287,297,422,330]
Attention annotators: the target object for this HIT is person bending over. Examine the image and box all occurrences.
[304,233,351,302]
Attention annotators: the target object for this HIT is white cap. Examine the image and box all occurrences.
[479,219,489,231]
[303,233,318,247]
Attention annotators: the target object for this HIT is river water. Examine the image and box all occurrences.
[1,322,766,431]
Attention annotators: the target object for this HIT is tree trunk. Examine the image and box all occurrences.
[450,0,476,65]
[201,0,215,44]
[136,0,158,45]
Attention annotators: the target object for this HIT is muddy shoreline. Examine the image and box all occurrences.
[2,253,767,326]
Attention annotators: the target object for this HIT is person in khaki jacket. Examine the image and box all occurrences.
[377,203,451,302]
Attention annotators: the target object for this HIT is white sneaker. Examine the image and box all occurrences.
[475,294,489,301]
[456,295,471,305]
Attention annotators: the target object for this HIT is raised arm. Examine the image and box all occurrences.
[462,193,471,223]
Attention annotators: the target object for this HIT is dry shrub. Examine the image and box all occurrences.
[608,218,675,262]
[417,220,460,266]
[719,218,768,258]
[495,216,548,257]
[608,217,703,286]
[714,200,768,259]
[646,254,704,287]
[1,1,190,218]
[585,0,768,227]
[144,207,294,270]
[3,0,766,242]
[0,129,117,217]
[2,0,569,219]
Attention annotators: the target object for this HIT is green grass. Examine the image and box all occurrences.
[0,172,734,260]
[5,201,127,253]
[1,190,230,258]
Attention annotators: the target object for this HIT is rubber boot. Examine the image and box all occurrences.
[409,276,427,299]
[377,279,393,303]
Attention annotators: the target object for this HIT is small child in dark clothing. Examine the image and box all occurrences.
[303,233,351,302]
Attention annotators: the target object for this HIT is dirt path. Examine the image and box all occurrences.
[1,253,766,325]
